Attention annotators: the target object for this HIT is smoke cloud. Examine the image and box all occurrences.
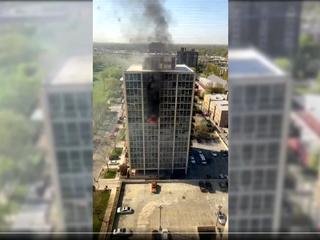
[143,0,172,43]
[117,0,172,43]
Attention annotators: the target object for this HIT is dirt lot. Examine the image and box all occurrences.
[112,181,228,239]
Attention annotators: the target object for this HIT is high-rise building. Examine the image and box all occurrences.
[228,49,290,232]
[124,43,195,175]
[42,56,92,231]
[177,47,199,68]
[229,0,302,57]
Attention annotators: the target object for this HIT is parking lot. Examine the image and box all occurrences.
[187,148,228,179]
[112,182,228,239]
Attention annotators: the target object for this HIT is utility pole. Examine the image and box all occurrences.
[159,205,163,231]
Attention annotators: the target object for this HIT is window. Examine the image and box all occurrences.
[63,94,76,117]
[57,151,69,173]
[67,123,79,145]
[53,123,67,146]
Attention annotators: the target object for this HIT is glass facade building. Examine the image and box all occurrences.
[124,65,195,174]
[43,56,92,231]
[228,49,290,232]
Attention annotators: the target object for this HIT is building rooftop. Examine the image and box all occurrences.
[229,48,285,77]
[219,105,229,111]
[126,64,193,73]
[50,56,92,85]
[206,94,227,101]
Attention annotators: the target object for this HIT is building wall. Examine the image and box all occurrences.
[177,51,199,68]
[229,1,302,57]
[44,87,92,231]
[229,79,289,232]
[124,71,194,173]
[203,94,212,113]
[214,106,228,128]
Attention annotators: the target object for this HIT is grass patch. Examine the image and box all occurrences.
[109,147,123,160]
[116,128,126,142]
[93,190,111,233]
[104,169,117,179]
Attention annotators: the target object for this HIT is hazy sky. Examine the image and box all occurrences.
[93,0,228,45]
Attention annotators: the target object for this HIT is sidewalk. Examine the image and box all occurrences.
[98,183,119,240]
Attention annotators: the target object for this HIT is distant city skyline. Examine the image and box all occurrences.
[93,0,228,45]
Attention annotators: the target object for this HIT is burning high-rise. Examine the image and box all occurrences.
[124,42,195,175]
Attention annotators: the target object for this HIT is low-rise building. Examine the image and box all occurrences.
[177,47,198,67]
[213,102,228,128]
[203,94,227,114]
[202,93,228,128]
[195,76,227,96]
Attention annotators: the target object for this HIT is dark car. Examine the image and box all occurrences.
[219,181,228,192]
[198,181,208,193]
[205,181,214,193]
[220,150,228,158]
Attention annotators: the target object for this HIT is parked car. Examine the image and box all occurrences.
[117,206,134,214]
[161,229,169,240]
[211,152,219,158]
[113,228,133,236]
[216,211,227,225]
[219,181,228,191]
[199,153,206,164]
[220,150,228,157]
[108,160,119,165]
[189,156,196,164]
[205,181,213,192]
[218,174,226,179]
[198,181,208,193]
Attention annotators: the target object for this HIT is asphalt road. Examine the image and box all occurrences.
[187,148,228,179]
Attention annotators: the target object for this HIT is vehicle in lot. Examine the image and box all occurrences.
[199,153,207,165]
[218,174,227,179]
[161,229,169,240]
[219,181,228,191]
[201,160,207,165]
[216,211,227,225]
[220,150,228,157]
[117,206,134,214]
[198,181,208,193]
[152,230,161,240]
[205,181,214,193]
[108,160,119,165]
[211,152,219,158]
[189,156,196,164]
[151,181,158,193]
[112,228,133,236]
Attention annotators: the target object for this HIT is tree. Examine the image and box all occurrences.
[194,119,210,139]
[205,83,226,94]
[119,163,128,177]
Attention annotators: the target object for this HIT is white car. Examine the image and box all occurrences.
[113,228,133,235]
[201,161,207,165]
[117,206,134,214]
[211,152,218,157]
[216,212,227,225]
[161,229,169,240]
[218,174,225,179]
[190,156,196,164]
[108,160,119,165]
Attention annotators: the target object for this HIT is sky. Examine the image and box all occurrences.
[93,0,228,45]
